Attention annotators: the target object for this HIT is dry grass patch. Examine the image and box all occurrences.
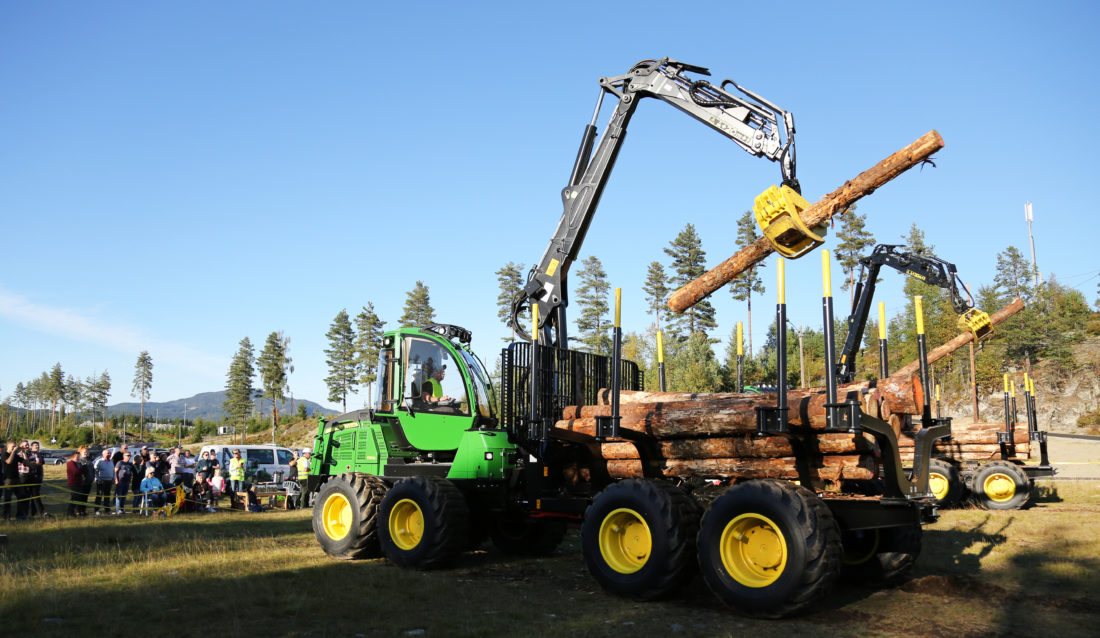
[2,478,1099,637]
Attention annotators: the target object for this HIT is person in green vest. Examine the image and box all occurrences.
[228,449,246,494]
[421,365,451,403]
[297,450,313,507]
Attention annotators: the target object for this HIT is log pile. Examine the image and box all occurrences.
[553,389,878,485]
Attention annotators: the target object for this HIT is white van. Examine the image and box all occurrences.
[198,444,296,483]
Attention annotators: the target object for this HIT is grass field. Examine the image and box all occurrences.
[2,470,1098,638]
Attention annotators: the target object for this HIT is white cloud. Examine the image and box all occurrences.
[0,286,226,379]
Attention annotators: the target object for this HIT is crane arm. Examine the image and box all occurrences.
[836,244,982,384]
[512,58,798,346]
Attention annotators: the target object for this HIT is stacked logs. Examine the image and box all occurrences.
[553,389,879,485]
[547,297,1029,484]
[898,422,1031,462]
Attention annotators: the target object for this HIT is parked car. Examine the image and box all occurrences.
[198,444,296,483]
[43,448,77,465]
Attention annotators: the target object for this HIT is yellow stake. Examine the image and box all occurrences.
[1024,372,1030,394]
[614,288,621,328]
[777,258,786,304]
[914,296,925,335]
[1010,379,1016,398]
[531,305,539,342]
[1003,373,1009,394]
[878,302,887,340]
[656,330,665,364]
[936,384,941,402]
[822,249,832,298]
[736,322,744,356]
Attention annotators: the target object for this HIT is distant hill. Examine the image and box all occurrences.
[107,391,334,421]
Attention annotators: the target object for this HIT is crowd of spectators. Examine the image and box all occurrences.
[3,440,311,519]
[2,439,47,520]
[62,443,234,516]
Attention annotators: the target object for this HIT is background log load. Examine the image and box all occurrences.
[667,130,944,313]
[898,422,1031,461]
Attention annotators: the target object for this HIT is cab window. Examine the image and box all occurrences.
[277,449,294,465]
[378,348,397,412]
[403,337,469,415]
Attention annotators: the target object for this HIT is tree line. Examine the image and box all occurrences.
[491,211,1096,399]
[1,351,157,445]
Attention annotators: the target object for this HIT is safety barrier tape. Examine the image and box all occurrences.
[1,480,291,515]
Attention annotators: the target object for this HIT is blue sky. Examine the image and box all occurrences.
[2,1,1098,411]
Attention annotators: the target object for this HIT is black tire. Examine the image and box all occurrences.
[697,479,841,618]
[972,461,1031,510]
[927,459,963,507]
[841,523,922,585]
[378,477,470,569]
[489,511,568,556]
[875,523,922,584]
[581,479,701,601]
[312,473,388,560]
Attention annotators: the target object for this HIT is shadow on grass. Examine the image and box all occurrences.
[1030,482,1065,504]
[888,513,1100,636]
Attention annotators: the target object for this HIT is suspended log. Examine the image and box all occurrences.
[892,297,1026,379]
[605,454,877,481]
[667,130,944,313]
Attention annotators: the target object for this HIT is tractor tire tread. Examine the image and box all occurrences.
[698,479,841,618]
[312,473,388,560]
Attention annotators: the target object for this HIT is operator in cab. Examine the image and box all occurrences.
[421,365,452,403]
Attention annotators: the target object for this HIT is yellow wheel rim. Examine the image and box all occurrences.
[983,473,1017,503]
[842,529,880,566]
[598,508,652,574]
[929,472,951,501]
[719,513,787,588]
[322,492,353,540]
[389,498,425,550]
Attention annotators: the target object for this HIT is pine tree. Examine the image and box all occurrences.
[89,372,111,444]
[353,303,386,407]
[495,261,526,341]
[258,331,293,430]
[324,309,358,412]
[642,261,670,332]
[400,281,435,328]
[131,351,153,439]
[993,245,1035,304]
[665,224,716,338]
[834,204,876,304]
[573,255,611,354]
[668,332,722,392]
[47,363,64,433]
[728,211,766,355]
[223,337,255,427]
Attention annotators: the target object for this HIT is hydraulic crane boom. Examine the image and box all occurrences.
[511,58,798,346]
[836,244,991,384]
